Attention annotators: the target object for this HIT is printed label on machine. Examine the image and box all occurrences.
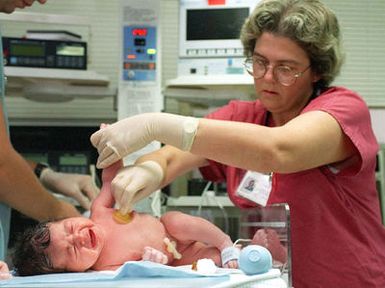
[236,171,272,206]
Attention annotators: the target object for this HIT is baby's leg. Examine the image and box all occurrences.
[251,229,287,264]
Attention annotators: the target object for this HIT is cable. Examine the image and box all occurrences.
[197,181,213,217]
[234,238,252,247]
[210,191,230,234]
[197,181,230,234]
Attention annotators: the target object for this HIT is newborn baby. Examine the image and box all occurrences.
[13,160,238,275]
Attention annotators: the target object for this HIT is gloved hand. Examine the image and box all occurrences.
[112,160,164,215]
[90,113,199,169]
[40,168,99,210]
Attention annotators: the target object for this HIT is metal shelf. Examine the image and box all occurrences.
[0,11,90,25]
[5,67,114,101]
[166,195,235,207]
[166,74,254,89]
[165,75,255,106]
[5,67,109,86]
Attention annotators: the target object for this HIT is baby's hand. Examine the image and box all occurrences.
[142,246,168,265]
[223,259,238,269]
[221,246,240,269]
[0,261,12,280]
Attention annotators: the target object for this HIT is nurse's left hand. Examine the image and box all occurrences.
[0,261,12,280]
[90,113,199,169]
[40,169,99,210]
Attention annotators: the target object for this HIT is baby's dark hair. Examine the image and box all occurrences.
[12,222,62,276]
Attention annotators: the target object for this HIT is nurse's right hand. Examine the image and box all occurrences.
[112,161,164,215]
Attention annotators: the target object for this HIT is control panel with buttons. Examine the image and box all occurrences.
[122,26,157,81]
[2,37,87,70]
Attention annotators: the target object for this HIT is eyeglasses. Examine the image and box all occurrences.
[243,57,311,87]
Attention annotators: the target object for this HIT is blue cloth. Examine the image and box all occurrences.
[0,261,230,286]
[0,26,11,262]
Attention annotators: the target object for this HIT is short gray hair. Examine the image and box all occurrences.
[240,0,344,87]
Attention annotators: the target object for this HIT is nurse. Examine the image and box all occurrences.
[91,0,385,287]
[0,0,99,272]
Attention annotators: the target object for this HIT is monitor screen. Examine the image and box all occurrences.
[186,8,249,41]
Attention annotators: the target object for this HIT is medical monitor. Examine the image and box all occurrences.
[179,0,259,58]
[186,8,248,40]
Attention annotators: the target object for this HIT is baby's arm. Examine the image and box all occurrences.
[161,211,237,267]
[0,261,12,280]
[90,161,123,217]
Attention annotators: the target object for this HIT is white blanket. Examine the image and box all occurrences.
[0,261,284,288]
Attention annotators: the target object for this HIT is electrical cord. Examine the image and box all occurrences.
[197,181,230,234]
[197,181,213,216]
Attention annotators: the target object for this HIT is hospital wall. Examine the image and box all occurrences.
[1,0,385,139]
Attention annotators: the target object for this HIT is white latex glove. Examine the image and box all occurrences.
[142,246,168,264]
[112,160,163,215]
[40,168,99,210]
[90,113,199,169]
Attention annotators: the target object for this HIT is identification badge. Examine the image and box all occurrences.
[236,171,272,206]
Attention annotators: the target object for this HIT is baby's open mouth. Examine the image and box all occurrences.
[89,229,96,248]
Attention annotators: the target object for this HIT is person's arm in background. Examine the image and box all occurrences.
[0,108,79,221]
[0,0,47,14]
[27,161,99,210]
[8,0,98,212]
[0,0,80,221]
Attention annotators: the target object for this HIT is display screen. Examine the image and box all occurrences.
[132,28,148,37]
[59,153,88,166]
[23,153,48,164]
[187,8,249,40]
[56,44,85,56]
[10,43,45,57]
[134,38,146,46]
[124,62,156,70]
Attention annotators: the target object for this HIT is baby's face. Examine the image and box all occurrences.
[46,217,105,272]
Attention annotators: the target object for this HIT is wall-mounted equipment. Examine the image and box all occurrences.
[2,37,87,70]
[122,26,157,81]
[178,0,260,76]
